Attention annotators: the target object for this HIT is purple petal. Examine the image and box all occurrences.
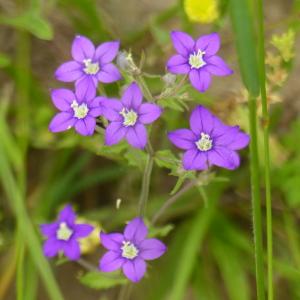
[63,238,81,260]
[58,204,76,224]
[122,258,146,283]
[189,105,215,135]
[121,82,143,109]
[205,55,233,76]
[43,238,61,258]
[97,63,122,83]
[171,31,195,57]
[40,223,59,238]
[215,126,250,150]
[99,251,124,272]
[73,224,94,238]
[105,122,127,146]
[72,35,95,62]
[166,55,190,74]
[100,232,124,251]
[49,112,75,133]
[139,238,167,260]
[189,69,211,93]
[95,41,120,64]
[138,103,162,124]
[124,217,148,243]
[55,61,83,82]
[88,96,105,117]
[208,147,240,170]
[101,98,123,121]
[182,149,208,170]
[168,129,196,150]
[75,76,96,101]
[196,33,220,56]
[51,89,75,111]
[126,124,147,149]
[74,117,96,136]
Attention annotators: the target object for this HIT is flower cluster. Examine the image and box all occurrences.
[40,205,166,282]
[43,31,250,283]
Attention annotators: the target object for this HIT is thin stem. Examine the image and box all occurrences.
[248,94,266,300]
[135,74,154,102]
[77,258,98,272]
[256,1,273,299]
[151,180,196,225]
[138,152,154,216]
[155,75,187,100]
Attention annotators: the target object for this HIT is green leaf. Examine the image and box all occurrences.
[124,148,147,171]
[148,223,174,238]
[228,0,260,96]
[79,272,127,290]
[154,149,179,170]
[0,11,53,40]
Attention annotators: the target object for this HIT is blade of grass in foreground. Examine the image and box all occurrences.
[229,0,265,299]
[255,0,273,299]
[0,144,64,300]
[167,188,218,300]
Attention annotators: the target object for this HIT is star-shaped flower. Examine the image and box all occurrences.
[55,35,121,99]
[101,82,162,149]
[49,86,103,136]
[167,31,233,92]
[99,218,167,282]
[40,205,94,260]
[168,105,250,170]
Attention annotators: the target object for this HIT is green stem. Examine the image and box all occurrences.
[151,180,196,225]
[248,94,266,300]
[256,1,273,299]
[135,74,154,102]
[16,230,25,300]
[138,152,154,216]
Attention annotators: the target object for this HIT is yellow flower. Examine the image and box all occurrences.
[184,0,219,24]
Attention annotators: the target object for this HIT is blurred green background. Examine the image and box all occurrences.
[0,0,300,299]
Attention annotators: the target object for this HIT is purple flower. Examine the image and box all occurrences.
[99,217,167,283]
[101,82,162,149]
[40,205,93,260]
[55,35,121,99]
[168,105,250,170]
[167,31,233,92]
[49,86,103,136]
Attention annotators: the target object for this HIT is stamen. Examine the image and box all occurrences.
[56,222,73,241]
[121,241,139,259]
[71,100,89,119]
[83,58,100,75]
[119,108,138,126]
[189,50,206,69]
[195,132,213,151]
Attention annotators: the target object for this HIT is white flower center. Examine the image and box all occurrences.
[83,58,100,75]
[71,100,89,119]
[56,222,73,241]
[119,108,138,126]
[195,132,213,151]
[121,241,139,259]
[189,50,206,69]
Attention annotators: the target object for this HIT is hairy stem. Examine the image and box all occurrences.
[256,1,273,299]
[248,94,266,300]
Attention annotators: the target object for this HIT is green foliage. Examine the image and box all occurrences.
[79,272,127,290]
[0,11,53,40]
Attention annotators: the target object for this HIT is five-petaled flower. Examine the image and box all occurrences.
[55,35,121,100]
[99,217,167,283]
[168,105,250,170]
[49,86,103,136]
[101,82,162,149]
[167,31,233,92]
[40,205,94,260]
